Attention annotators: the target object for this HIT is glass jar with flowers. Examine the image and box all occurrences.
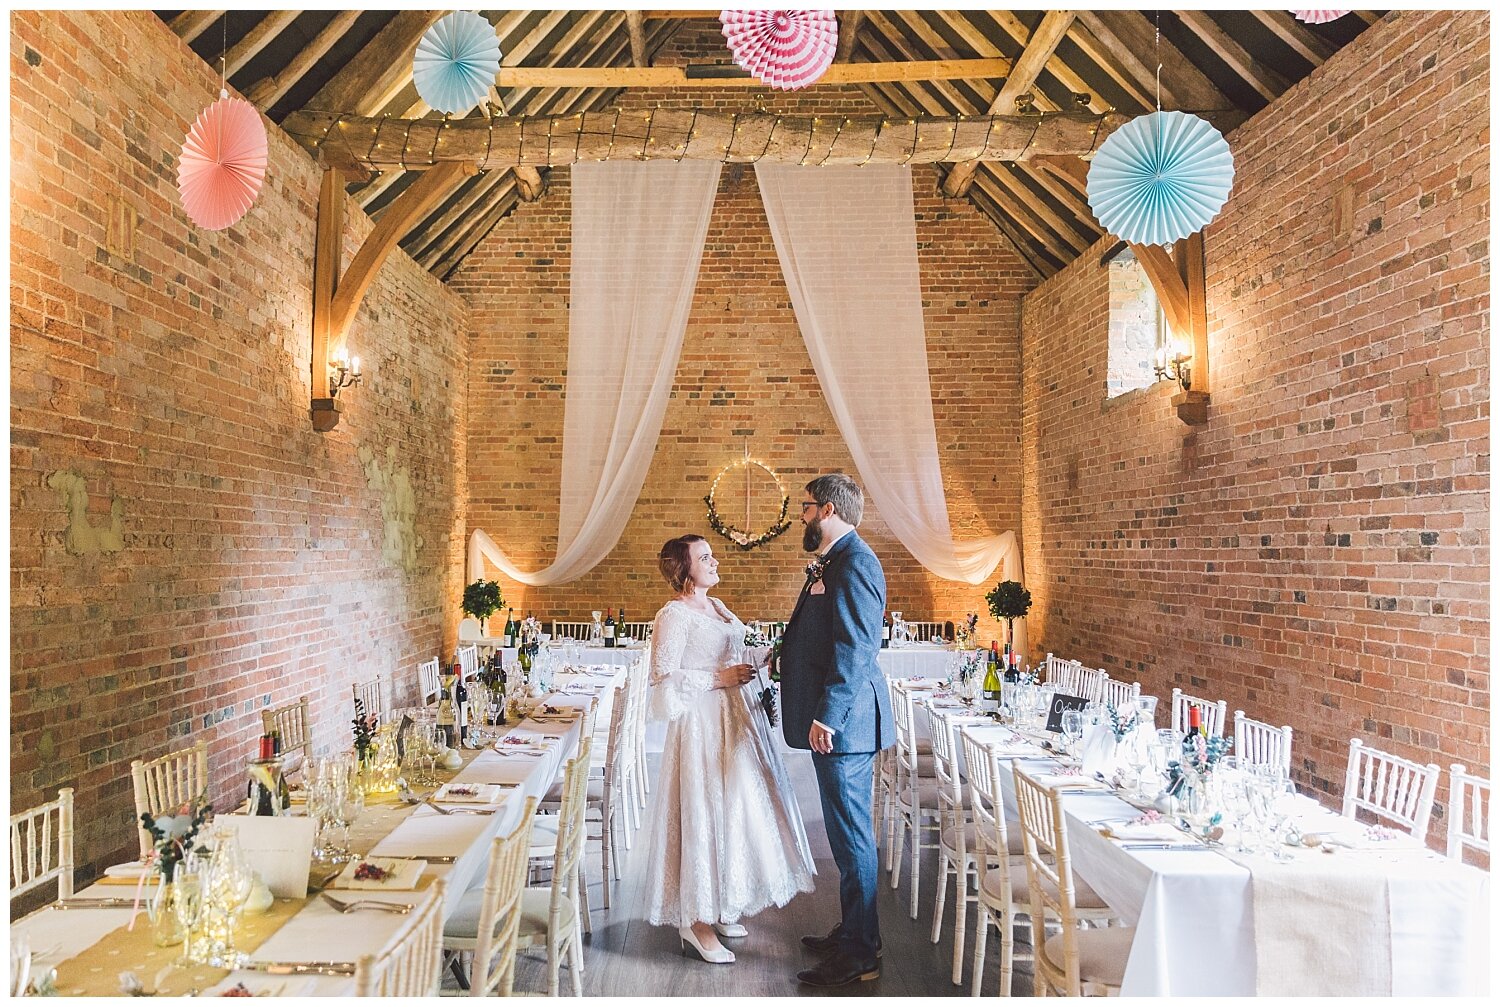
[139,799,212,947]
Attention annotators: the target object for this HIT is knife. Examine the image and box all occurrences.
[236,960,358,977]
[1121,842,1211,850]
[55,896,138,908]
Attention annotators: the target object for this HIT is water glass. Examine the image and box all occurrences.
[1060,710,1085,757]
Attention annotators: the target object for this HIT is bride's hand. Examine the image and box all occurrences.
[713,663,756,689]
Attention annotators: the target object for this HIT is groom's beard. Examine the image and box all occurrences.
[802,515,823,553]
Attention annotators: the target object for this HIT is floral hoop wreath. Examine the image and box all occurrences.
[704,457,793,550]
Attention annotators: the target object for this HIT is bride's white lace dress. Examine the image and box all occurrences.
[642,597,816,927]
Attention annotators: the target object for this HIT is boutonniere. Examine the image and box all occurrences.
[804,558,826,584]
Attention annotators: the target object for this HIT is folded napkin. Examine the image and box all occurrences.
[433,782,507,804]
[1029,772,1108,790]
[102,861,153,879]
[902,679,939,690]
[329,857,426,891]
[1101,821,1190,842]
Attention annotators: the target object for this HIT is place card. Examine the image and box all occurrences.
[1044,692,1089,732]
[215,814,317,898]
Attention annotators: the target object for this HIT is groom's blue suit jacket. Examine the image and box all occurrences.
[778,531,894,754]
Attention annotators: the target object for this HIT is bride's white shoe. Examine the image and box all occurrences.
[714,922,748,939]
[680,926,736,964]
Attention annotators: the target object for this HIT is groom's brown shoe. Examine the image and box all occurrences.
[797,953,880,987]
[801,927,882,958]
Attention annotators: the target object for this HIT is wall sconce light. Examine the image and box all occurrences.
[329,348,362,397]
[1153,341,1193,391]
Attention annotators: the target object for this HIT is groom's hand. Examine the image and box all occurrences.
[809,720,836,754]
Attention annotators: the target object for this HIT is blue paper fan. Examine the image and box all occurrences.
[1087,111,1235,246]
[413,11,502,115]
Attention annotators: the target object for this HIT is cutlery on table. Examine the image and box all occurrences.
[54,896,138,909]
[419,855,458,864]
[236,961,358,977]
[1121,842,1212,850]
[320,893,412,915]
[422,796,495,816]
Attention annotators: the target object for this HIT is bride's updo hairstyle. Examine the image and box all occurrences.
[658,534,708,593]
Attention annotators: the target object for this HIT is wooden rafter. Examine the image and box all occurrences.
[944,11,1078,198]
[1092,11,1229,112]
[836,11,865,63]
[1175,10,1291,104]
[990,11,1103,112]
[494,58,1013,89]
[223,10,299,77]
[246,10,361,111]
[1064,17,1157,111]
[434,184,521,280]
[169,10,221,45]
[305,10,443,117]
[626,11,648,67]
[1250,10,1335,67]
[409,171,513,266]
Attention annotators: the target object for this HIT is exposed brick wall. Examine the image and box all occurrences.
[1021,9,1489,841]
[452,22,1035,640]
[9,9,470,883]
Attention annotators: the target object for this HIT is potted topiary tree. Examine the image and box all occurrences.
[462,578,504,636]
[984,579,1032,652]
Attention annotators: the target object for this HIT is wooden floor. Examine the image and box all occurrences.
[447,748,1035,997]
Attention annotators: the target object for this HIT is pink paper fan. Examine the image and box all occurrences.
[720,10,837,91]
[1289,10,1350,24]
[177,92,268,231]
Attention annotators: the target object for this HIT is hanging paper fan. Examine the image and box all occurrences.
[1087,111,1235,247]
[1289,10,1350,24]
[412,10,502,115]
[720,10,838,90]
[177,90,268,231]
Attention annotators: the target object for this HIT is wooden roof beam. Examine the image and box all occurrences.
[626,11,648,67]
[1250,10,1336,66]
[1175,10,1291,104]
[245,10,361,111]
[305,10,443,116]
[1064,18,1157,110]
[494,58,1013,89]
[169,11,221,45]
[945,11,1076,198]
[223,10,299,78]
[836,11,864,63]
[1090,11,1231,112]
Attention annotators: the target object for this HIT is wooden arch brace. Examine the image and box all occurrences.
[1035,154,1211,425]
[311,161,477,431]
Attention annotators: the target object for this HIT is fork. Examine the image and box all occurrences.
[422,796,494,816]
[319,893,412,915]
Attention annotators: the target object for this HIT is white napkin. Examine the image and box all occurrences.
[1079,725,1120,776]
[434,782,507,804]
[1103,821,1189,842]
[1029,772,1108,790]
[102,861,152,879]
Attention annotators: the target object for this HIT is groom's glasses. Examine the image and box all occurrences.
[800,501,823,512]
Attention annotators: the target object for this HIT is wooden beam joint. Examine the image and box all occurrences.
[310,162,477,431]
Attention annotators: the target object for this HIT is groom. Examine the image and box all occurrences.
[778,473,892,987]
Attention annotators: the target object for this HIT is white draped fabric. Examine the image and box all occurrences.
[467,160,721,585]
[755,163,1022,589]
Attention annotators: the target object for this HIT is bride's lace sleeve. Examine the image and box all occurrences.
[648,605,714,722]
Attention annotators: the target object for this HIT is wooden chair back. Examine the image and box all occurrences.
[1099,675,1141,710]
[1042,654,1084,695]
[1341,739,1441,838]
[549,739,593,928]
[1446,763,1490,861]
[353,879,446,996]
[131,743,209,859]
[469,798,537,996]
[1012,763,1084,997]
[417,658,441,707]
[457,644,479,680]
[1233,710,1293,778]
[10,788,74,903]
[352,676,388,725]
[260,697,311,759]
[550,621,592,641]
[1171,688,1228,738]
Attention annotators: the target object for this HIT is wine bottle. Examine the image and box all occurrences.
[982,657,1002,710]
[881,613,891,649]
[1187,704,1203,742]
[455,661,469,746]
[618,606,627,646]
[603,607,617,649]
[437,664,458,748]
[503,608,515,648]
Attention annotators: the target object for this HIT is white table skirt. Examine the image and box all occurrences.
[877,644,960,681]
[958,723,1491,996]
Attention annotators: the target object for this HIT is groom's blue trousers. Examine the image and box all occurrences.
[811,750,880,961]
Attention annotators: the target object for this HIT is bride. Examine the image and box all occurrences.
[642,534,816,964]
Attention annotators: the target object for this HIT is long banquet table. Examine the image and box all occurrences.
[13,664,629,996]
[899,683,1490,997]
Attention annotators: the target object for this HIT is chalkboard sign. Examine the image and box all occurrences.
[395,713,414,762]
[1044,692,1089,733]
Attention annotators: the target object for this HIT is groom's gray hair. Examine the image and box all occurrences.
[806,473,864,526]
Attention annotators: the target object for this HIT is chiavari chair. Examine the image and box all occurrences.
[9,788,74,906]
[1233,710,1293,778]
[260,696,311,775]
[442,798,537,995]
[960,735,1029,996]
[130,742,208,859]
[1170,688,1228,738]
[1341,739,1441,839]
[1446,763,1489,862]
[352,879,446,996]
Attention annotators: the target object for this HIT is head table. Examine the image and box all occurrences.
[12,664,628,996]
[898,681,1490,997]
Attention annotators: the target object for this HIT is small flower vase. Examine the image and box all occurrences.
[148,874,186,947]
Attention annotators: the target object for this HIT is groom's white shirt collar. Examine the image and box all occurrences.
[817,526,853,558]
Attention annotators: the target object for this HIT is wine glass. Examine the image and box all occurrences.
[890,612,905,648]
[1060,710,1085,758]
[173,867,205,966]
[589,611,604,647]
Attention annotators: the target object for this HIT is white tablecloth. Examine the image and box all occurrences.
[958,723,1491,996]
[12,666,629,997]
[876,644,958,680]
